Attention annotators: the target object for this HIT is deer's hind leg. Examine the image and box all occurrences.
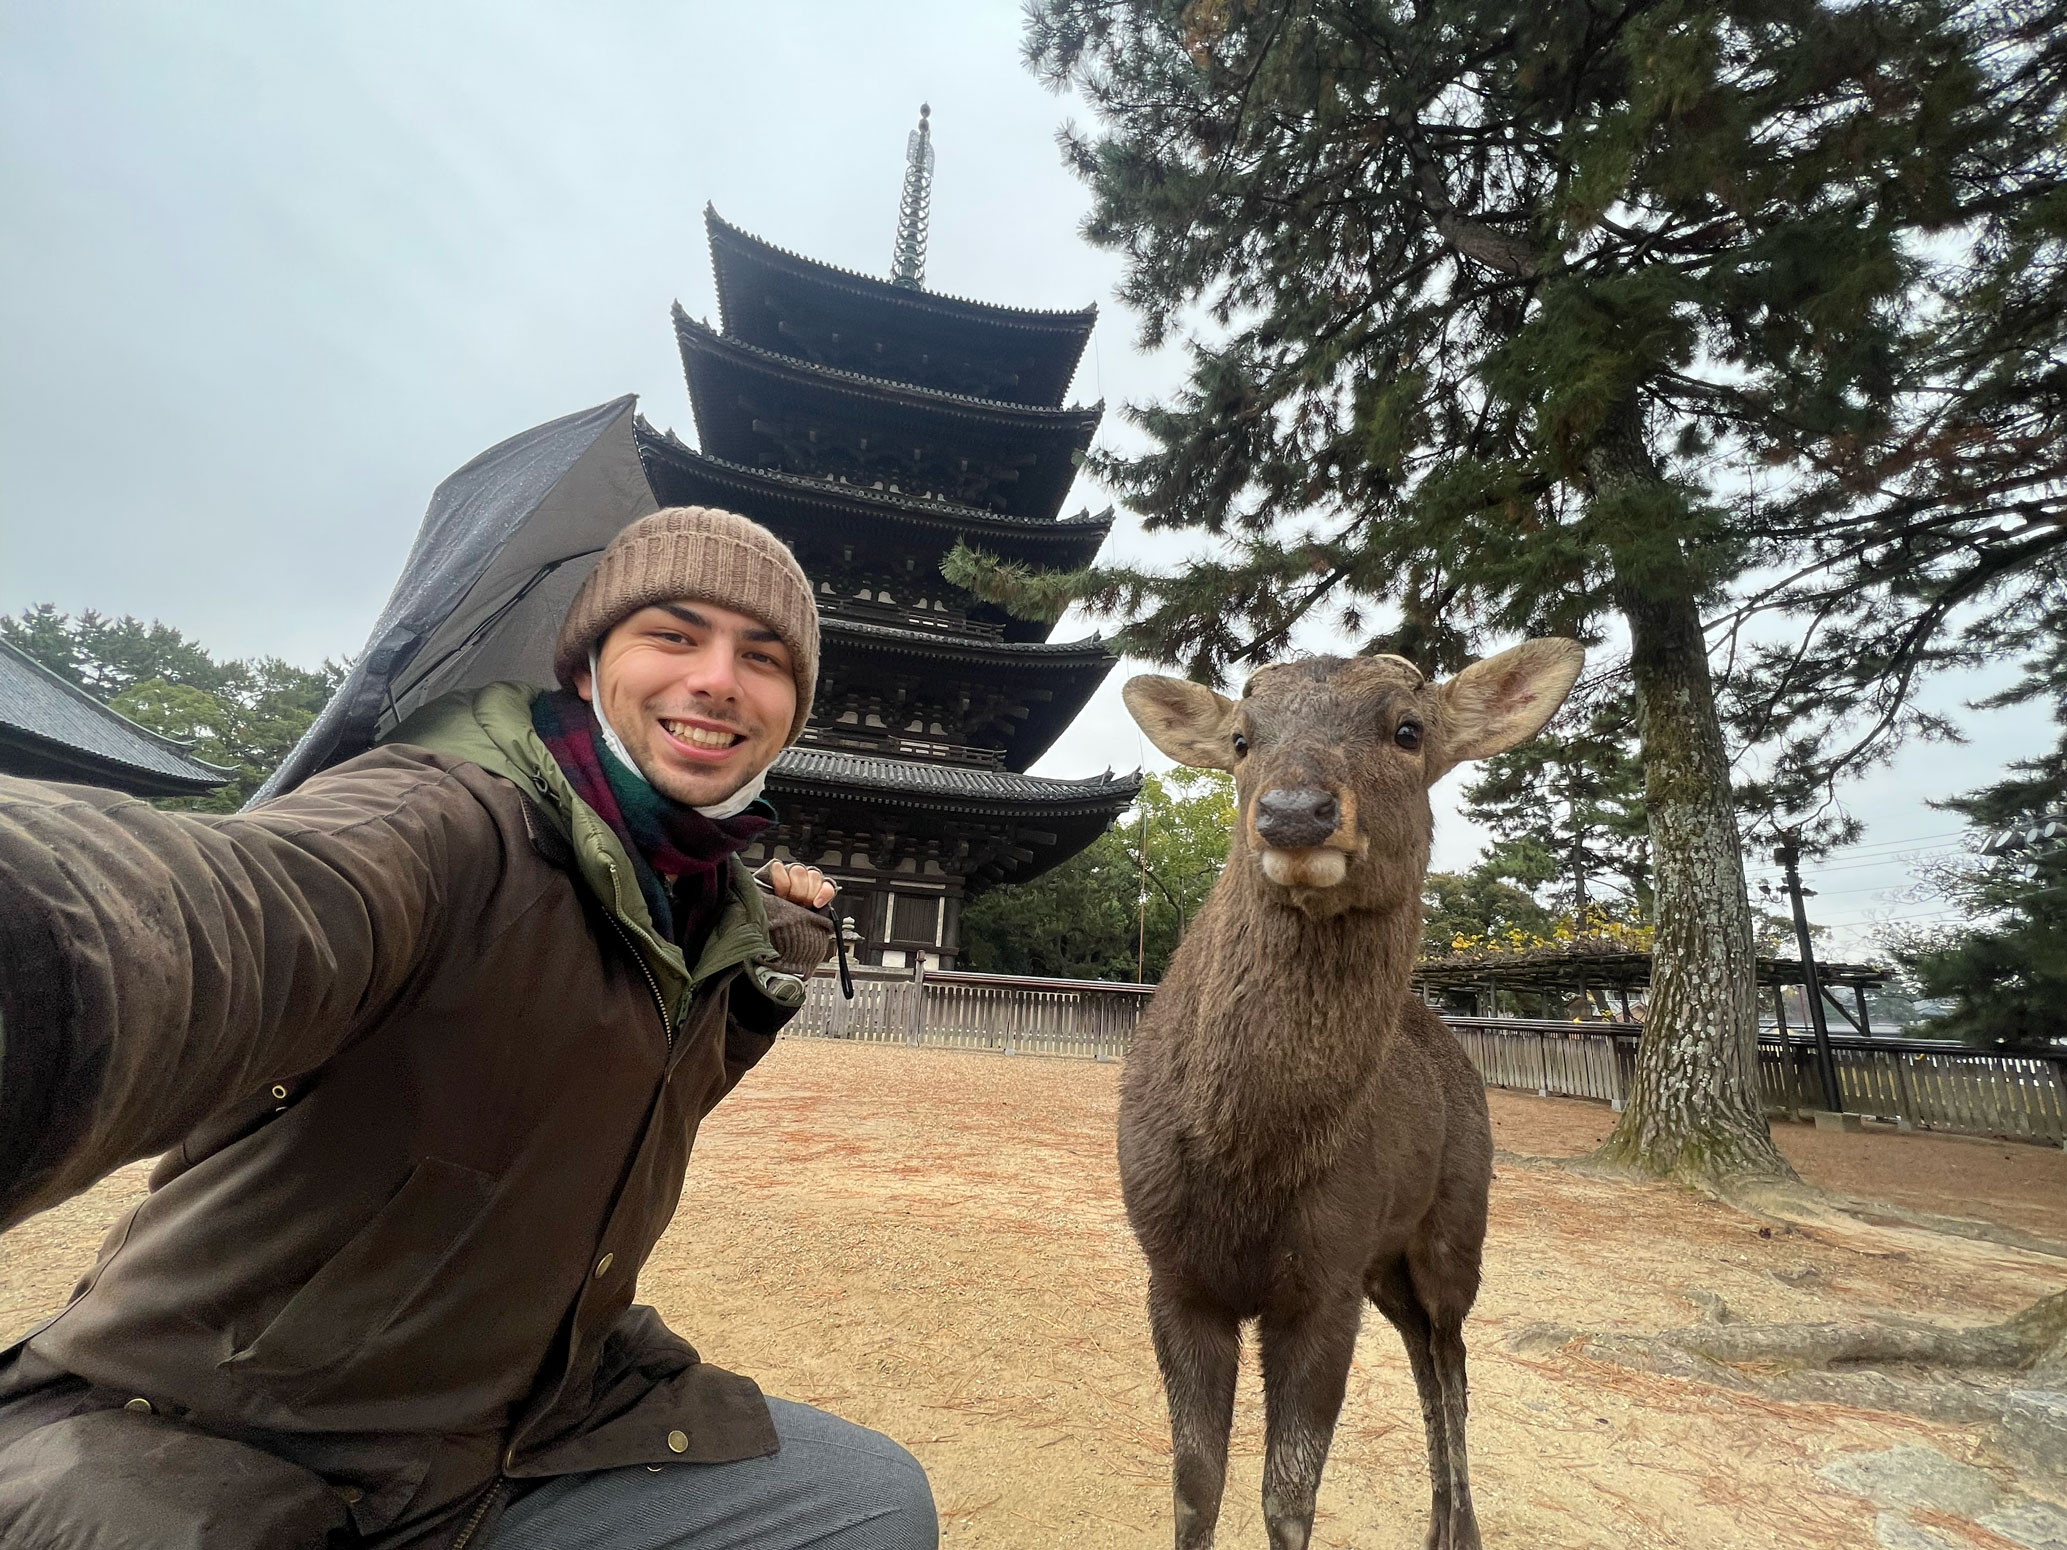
[1256,1292,1362,1550]
[1146,1276,1240,1550]
[1368,1256,1455,1549]
[1406,1210,1485,1550]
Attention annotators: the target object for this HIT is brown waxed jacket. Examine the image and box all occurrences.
[0,682,833,1549]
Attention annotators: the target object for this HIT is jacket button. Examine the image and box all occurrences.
[124,1397,152,1414]
[594,1253,614,1278]
[667,1430,688,1454]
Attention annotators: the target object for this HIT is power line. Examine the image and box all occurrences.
[1745,846,1965,879]
[1752,827,1972,858]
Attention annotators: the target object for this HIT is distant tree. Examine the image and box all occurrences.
[1891,611,2067,1048]
[1420,870,1555,959]
[1115,767,1237,972]
[1,606,344,813]
[1463,695,1650,918]
[958,831,1140,979]
[960,769,1235,981]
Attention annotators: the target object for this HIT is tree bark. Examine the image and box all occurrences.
[1585,408,1796,1185]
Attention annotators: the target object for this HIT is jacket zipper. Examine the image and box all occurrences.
[450,1478,505,1550]
[608,914,674,1052]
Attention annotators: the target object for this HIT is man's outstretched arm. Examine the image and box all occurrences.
[0,755,488,1232]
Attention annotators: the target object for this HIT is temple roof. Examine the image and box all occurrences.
[634,419,1110,557]
[674,311,1101,522]
[815,619,1117,770]
[0,638,230,797]
[772,744,1139,812]
[706,208,1096,407]
[822,616,1113,666]
[768,746,1139,887]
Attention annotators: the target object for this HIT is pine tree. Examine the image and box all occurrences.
[1463,695,1650,918]
[1896,606,2067,1048]
[961,0,2065,1185]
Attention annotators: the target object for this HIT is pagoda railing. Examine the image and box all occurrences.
[797,726,1007,769]
[819,595,1005,640]
[786,969,2067,1146]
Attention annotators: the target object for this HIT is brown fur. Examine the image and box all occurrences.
[1119,641,1583,1550]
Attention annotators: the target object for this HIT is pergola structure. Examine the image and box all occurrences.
[1414,945,1890,1035]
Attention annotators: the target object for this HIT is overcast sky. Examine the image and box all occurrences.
[1,1,2049,953]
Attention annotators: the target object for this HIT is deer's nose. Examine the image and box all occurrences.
[1255,787,1340,849]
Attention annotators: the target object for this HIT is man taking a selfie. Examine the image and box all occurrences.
[0,507,938,1550]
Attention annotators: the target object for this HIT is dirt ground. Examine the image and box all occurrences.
[5,1040,2066,1548]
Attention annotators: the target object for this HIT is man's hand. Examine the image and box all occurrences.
[757,859,836,910]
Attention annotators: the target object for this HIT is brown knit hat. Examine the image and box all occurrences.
[554,506,819,746]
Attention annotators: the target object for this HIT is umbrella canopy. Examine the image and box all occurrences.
[253,396,658,805]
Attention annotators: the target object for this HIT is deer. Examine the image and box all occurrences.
[1117,640,1584,1550]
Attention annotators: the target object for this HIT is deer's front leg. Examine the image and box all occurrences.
[1257,1293,1363,1550]
[1147,1276,1240,1550]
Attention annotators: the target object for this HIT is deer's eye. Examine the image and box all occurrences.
[1231,732,1249,758]
[1394,720,1423,751]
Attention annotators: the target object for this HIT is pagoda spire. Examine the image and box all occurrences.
[890,103,935,289]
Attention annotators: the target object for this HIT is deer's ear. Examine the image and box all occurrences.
[1122,675,1239,771]
[1433,640,1585,776]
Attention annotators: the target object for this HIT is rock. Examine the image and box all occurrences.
[2003,1391,2067,1490]
[1872,1513,1967,1550]
[1685,1287,1734,1324]
[1979,1498,2067,1550]
[1820,1446,2008,1519]
[1500,1322,1576,1356]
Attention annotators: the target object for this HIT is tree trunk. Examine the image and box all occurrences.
[1586,410,1796,1185]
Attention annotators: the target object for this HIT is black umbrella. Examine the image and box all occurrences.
[253,396,656,805]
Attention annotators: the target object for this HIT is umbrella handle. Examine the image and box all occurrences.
[820,901,855,1000]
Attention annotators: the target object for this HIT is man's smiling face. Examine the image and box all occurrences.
[576,600,797,808]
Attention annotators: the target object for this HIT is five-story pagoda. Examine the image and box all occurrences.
[638,107,1138,966]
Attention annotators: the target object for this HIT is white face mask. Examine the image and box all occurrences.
[586,646,771,820]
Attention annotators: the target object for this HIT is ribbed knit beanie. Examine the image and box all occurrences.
[554,506,819,746]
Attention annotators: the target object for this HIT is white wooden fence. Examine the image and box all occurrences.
[789,968,2067,1146]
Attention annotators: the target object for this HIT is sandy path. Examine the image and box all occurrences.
[4,1040,2064,1547]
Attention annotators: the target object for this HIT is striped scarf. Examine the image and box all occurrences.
[530,690,772,950]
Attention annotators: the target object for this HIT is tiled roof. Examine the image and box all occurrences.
[0,638,229,795]
[771,745,1140,808]
[673,308,1105,425]
[822,617,1115,666]
[705,207,1098,333]
[634,420,1112,535]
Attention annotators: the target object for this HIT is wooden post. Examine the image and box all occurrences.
[1770,983,1800,1120]
[1890,1049,1917,1133]
[1775,837,1843,1112]
[2049,1058,2067,1150]
[907,955,927,1046]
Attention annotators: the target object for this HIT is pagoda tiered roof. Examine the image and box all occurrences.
[815,618,1116,771]
[665,180,1130,953]
[673,310,1102,522]
[768,745,1139,887]
[634,418,1110,572]
[706,208,1096,406]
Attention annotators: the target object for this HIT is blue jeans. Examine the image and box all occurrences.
[486,1399,937,1550]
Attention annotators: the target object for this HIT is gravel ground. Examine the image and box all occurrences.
[4,1039,2064,1548]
